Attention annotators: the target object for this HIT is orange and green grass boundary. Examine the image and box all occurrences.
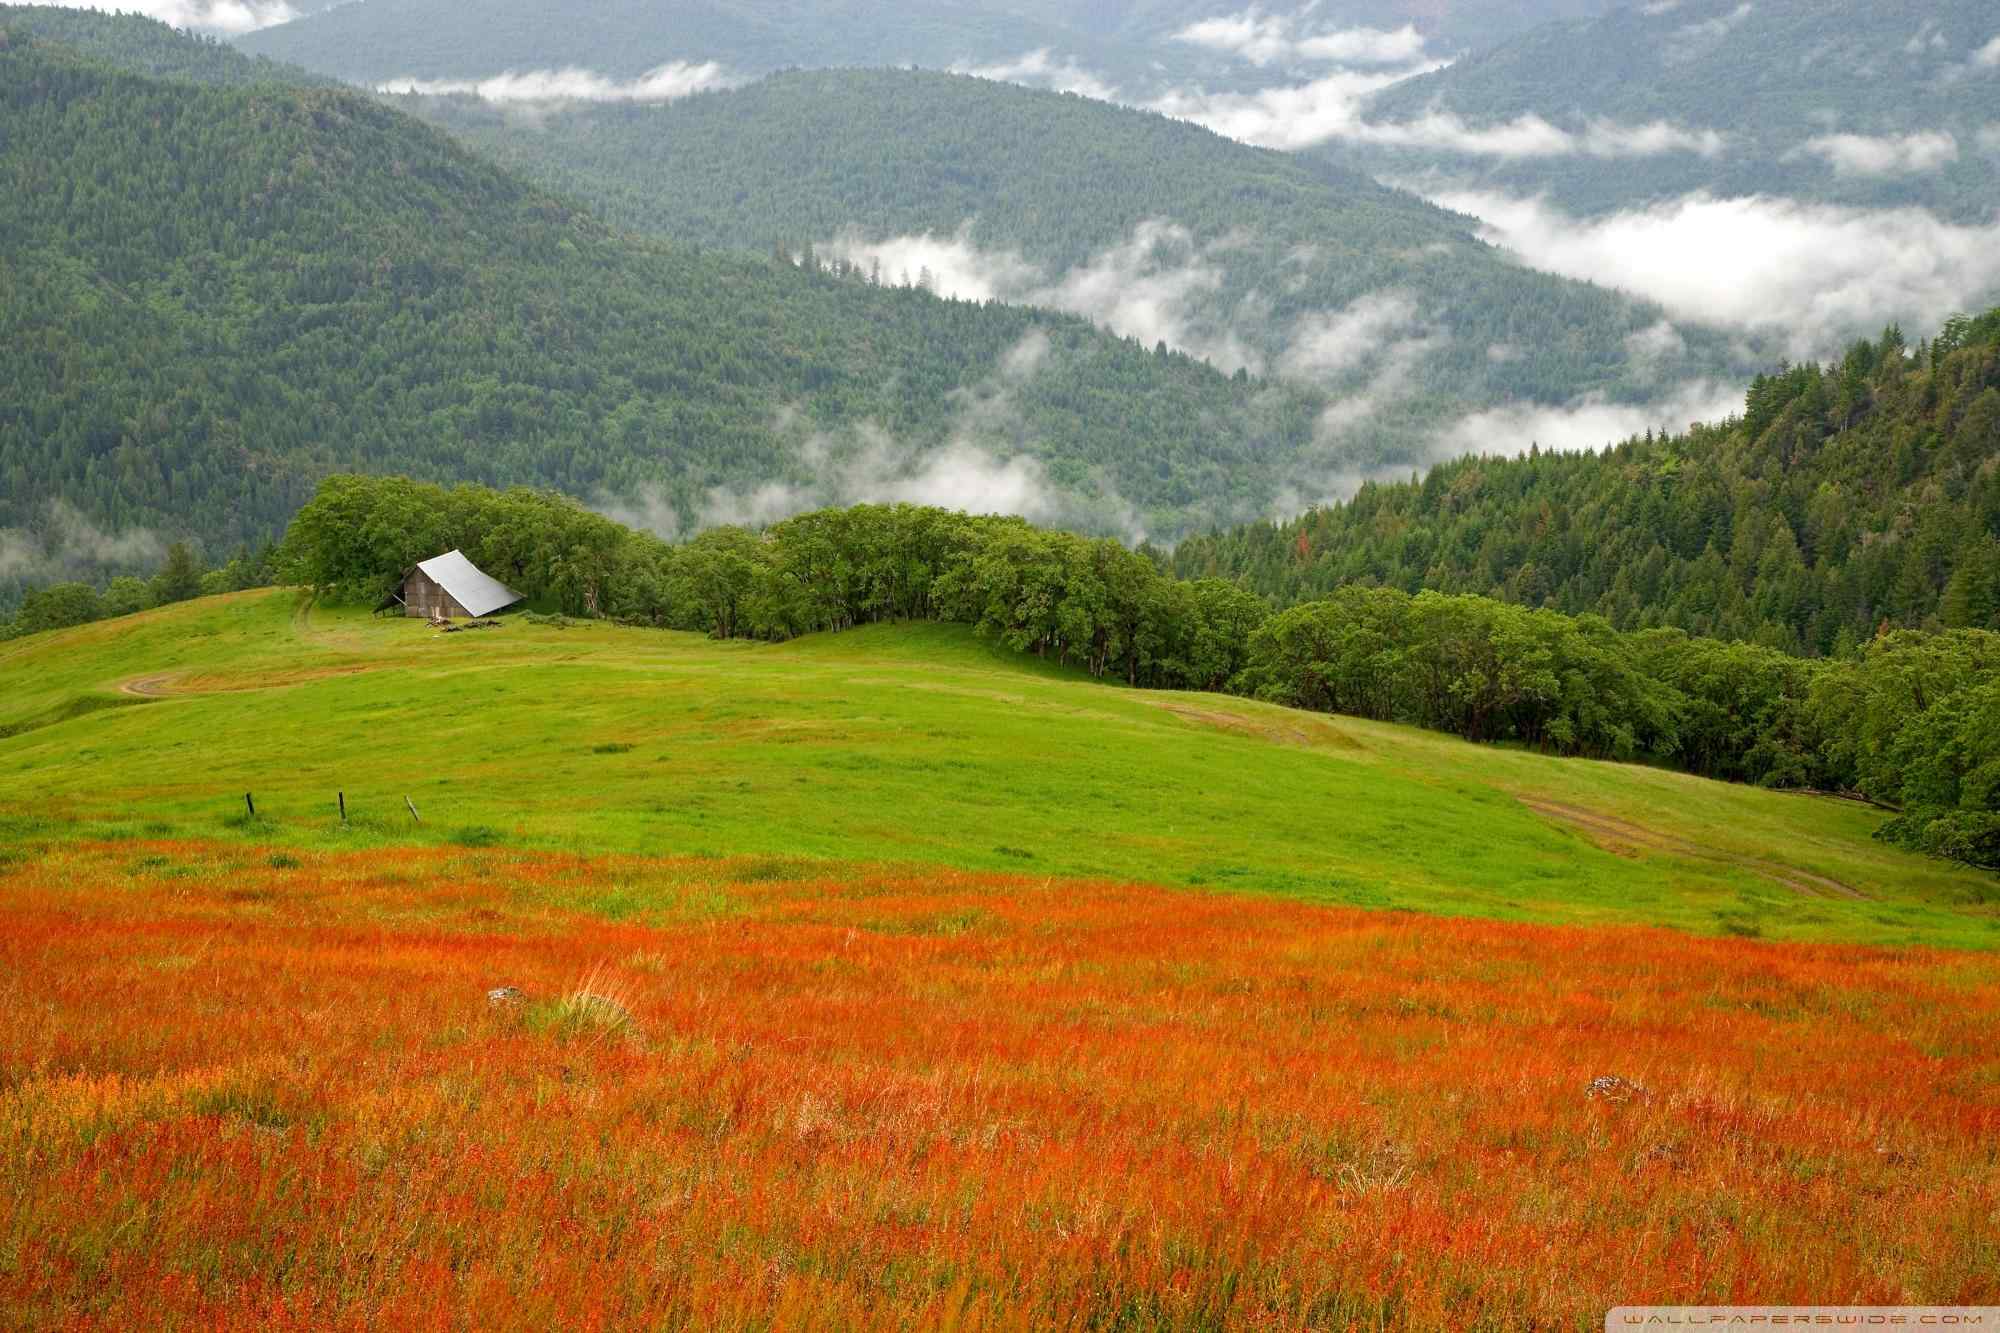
[5,840,1996,1329]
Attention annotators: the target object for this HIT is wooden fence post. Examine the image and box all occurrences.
[338,791,346,823]
[244,792,256,820]
[405,796,422,825]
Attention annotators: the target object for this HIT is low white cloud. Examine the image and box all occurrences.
[1310,329,1442,440]
[1171,9,1427,67]
[693,426,1124,539]
[1428,188,2000,359]
[0,532,37,582]
[606,336,1153,543]
[1623,320,1688,380]
[607,429,1074,538]
[821,220,1262,375]
[949,39,1721,159]
[947,49,1120,100]
[1279,290,1421,379]
[870,440,1055,517]
[1030,221,1260,374]
[1145,77,1721,157]
[1436,380,1743,460]
[1367,111,1724,159]
[1904,21,1947,56]
[1977,35,2000,68]
[42,0,298,33]
[376,61,736,104]
[1980,125,2000,153]
[1145,66,1432,151]
[1797,130,1958,176]
[817,223,1039,301]
[1665,3,1754,63]
[0,501,165,583]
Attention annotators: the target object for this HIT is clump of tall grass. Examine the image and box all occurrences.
[523,964,643,1048]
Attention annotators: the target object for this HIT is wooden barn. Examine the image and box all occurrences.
[377,550,525,620]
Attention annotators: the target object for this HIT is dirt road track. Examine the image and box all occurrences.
[120,674,177,698]
[1520,797,1868,900]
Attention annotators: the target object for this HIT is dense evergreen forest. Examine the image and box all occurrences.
[10,9,1744,442]
[1172,313,2000,656]
[1336,0,2000,220]
[401,68,1743,413]
[0,7,339,86]
[23,472,1964,873]
[0,23,1347,608]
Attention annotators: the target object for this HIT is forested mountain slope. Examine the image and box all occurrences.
[231,0,1621,95]
[1337,0,2000,219]
[0,6,338,85]
[234,0,1204,93]
[403,68,1747,424]
[0,31,1338,603]
[1172,316,2000,656]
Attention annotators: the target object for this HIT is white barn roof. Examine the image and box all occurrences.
[416,550,523,618]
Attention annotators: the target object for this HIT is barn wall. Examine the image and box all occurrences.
[403,570,470,620]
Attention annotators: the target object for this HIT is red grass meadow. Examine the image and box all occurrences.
[2,839,1997,1329]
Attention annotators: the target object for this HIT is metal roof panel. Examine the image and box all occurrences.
[414,549,524,618]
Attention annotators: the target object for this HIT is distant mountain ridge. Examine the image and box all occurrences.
[231,0,1626,95]
[1335,0,2000,220]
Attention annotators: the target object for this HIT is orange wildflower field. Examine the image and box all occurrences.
[3,839,1997,1329]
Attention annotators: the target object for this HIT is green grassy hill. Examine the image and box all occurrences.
[1335,0,2000,220]
[2,590,1993,948]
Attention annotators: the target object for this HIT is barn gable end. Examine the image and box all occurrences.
[378,550,525,620]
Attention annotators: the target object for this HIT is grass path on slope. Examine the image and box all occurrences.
[0,591,1994,948]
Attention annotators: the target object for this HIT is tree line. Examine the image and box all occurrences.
[8,471,1994,870]
[0,540,274,639]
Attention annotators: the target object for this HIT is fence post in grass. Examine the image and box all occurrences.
[338,791,346,824]
[245,792,256,820]
[405,796,422,825]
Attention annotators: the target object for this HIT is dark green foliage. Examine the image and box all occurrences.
[8,583,104,637]
[0,5,340,87]
[1173,318,2000,655]
[1809,631,2000,867]
[151,542,205,606]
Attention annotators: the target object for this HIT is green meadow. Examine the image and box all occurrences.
[2,590,1995,948]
